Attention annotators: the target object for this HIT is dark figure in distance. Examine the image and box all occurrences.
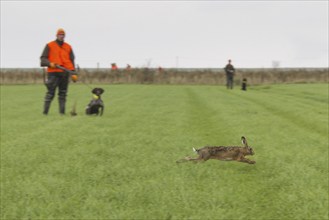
[242,78,247,91]
[224,59,235,89]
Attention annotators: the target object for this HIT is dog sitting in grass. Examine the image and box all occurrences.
[241,78,247,91]
[85,88,105,116]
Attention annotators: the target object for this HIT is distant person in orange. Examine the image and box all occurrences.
[111,63,118,70]
[224,59,235,89]
[40,28,76,115]
[126,64,131,71]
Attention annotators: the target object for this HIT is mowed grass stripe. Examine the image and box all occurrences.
[253,84,328,104]
[251,84,328,115]
[225,86,327,138]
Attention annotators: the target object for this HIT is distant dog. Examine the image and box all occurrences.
[241,78,247,91]
[85,88,105,116]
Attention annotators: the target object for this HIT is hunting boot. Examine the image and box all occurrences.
[43,101,51,115]
[59,98,66,115]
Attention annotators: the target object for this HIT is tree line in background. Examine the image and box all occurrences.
[0,68,327,85]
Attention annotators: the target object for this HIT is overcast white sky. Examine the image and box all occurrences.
[1,1,328,68]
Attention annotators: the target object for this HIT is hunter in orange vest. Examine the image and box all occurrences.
[40,28,76,115]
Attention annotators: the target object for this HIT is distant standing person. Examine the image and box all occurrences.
[224,59,235,89]
[40,28,76,115]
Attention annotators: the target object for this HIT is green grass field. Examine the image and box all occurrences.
[1,83,328,219]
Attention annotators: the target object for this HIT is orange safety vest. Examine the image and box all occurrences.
[47,41,74,72]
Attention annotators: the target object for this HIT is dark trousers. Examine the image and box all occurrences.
[43,72,69,115]
[226,75,234,89]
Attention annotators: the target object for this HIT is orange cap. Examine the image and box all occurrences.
[57,28,65,35]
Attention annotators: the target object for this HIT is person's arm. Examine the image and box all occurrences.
[224,64,228,72]
[70,49,75,70]
[40,45,51,67]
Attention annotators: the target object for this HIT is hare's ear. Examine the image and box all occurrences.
[241,136,248,147]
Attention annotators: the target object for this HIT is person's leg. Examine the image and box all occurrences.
[43,74,59,115]
[58,74,70,114]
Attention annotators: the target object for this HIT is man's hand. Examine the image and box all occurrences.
[49,62,56,68]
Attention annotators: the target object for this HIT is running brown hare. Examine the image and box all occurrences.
[176,136,255,164]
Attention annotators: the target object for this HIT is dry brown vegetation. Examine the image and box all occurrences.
[0,67,327,85]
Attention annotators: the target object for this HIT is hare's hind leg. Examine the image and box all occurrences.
[237,156,256,164]
[176,156,208,163]
[176,156,192,163]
